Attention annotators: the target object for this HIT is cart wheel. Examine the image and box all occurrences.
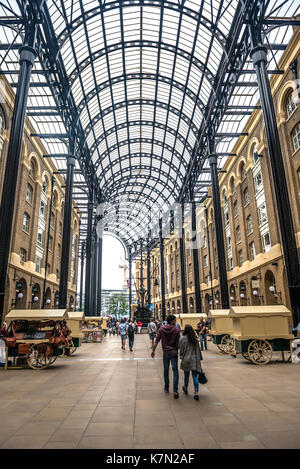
[242,352,251,361]
[26,345,48,370]
[216,343,226,353]
[220,335,235,354]
[248,339,273,365]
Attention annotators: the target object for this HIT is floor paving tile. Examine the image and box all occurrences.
[1,334,300,449]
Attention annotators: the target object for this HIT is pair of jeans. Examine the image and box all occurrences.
[184,370,199,393]
[163,353,179,393]
[199,333,207,351]
[128,335,134,350]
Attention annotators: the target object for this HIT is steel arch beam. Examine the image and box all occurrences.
[68,40,216,90]
[76,73,206,116]
[86,119,194,159]
[94,136,190,174]
[101,165,182,195]
[56,0,227,50]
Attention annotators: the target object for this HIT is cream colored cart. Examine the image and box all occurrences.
[67,311,85,354]
[229,306,294,365]
[82,317,103,343]
[207,309,234,354]
[175,313,207,331]
[4,309,69,370]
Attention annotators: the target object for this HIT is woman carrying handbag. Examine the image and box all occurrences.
[179,324,204,401]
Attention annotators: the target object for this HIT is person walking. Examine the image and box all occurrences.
[179,324,203,401]
[197,317,208,351]
[127,318,135,352]
[118,318,128,350]
[147,317,157,347]
[137,320,142,334]
[116,320,120,336]
[151,314,181,399]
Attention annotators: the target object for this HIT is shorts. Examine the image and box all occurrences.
[121,334,127,341]
[149,332,154,340]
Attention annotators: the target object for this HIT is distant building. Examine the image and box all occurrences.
[101,288,136,316]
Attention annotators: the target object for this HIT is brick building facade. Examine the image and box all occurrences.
[0,76,80,316]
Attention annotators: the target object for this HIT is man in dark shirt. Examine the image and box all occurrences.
[151,314,181,398]
[197,317,208,351]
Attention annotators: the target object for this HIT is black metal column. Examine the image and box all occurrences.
[59,151,75,309]
[191,199,202,313]
[208,154,229,309]
[91,227,98,315]
[249,29,300,327]
[159,218,166,320]
[147,241,151,308]
[0,32,37,319]
[128,247,132,318]
[97,235,102,316]
[79,242,85,311]
[205,207,215,310]
[84,191,94,316]
[179,203,188,313]
[42,176,54,308]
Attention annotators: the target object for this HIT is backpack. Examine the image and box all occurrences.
[128,324,134,334]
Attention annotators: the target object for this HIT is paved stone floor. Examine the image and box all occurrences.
[0,333,300,449]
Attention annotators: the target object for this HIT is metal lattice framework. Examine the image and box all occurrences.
[0,0,299,253]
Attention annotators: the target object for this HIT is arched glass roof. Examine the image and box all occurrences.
[0,0,299,249]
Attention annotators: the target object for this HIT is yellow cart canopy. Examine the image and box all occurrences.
[67,311,85,321]
[229,306,292,318]
[5,309,68,321]
[207,309,231,319]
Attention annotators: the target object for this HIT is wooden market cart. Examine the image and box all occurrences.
[175,313,207,332]
[207,309,234,354]
[67,311,85,354]
[229,305,294,365]
[3,309,70,370]
[82,316,103,343]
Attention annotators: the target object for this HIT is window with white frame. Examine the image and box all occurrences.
[224,210,229,226]
[249,241,256,260]
[229,257,234,271]
[203,235,207,248]
[236,225,241,243]
[203,255,208,267]
[37,227,45,248]
[29,161,35,179]
[254,171,263,193]
[286,92,297,119]
[26,183,33,204]
[39,200,46,220]
[227,236,232,250]
[258,203,268,225]
[253,144,259,164]
[233,200,238,217]
[243,187,250,206]
[20,248,26,266]
[22,213,30,232]
[35,255,43,273]
[262,232,271,253]
[247,215,253,234]
[292,122,300,152]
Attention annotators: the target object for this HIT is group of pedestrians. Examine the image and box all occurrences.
[151,314,204,400]
[110,313,209,400]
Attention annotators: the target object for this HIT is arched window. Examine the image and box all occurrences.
[29,160,35,180]
[286,92,297,119]
[292,123,300,152]
[42,175,48,194]
[240,161,246,181]
[26,183,33,204]
[253,143,259,164]
[230,177,235,194]
[223,189,227,205]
